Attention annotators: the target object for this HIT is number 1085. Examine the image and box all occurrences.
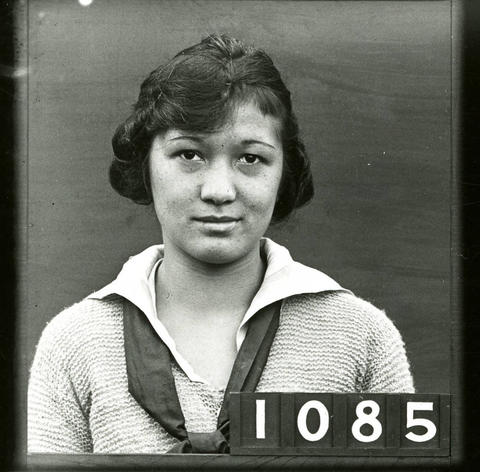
[230,393,450,456]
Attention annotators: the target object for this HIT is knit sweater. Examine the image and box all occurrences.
[28,290,414,453]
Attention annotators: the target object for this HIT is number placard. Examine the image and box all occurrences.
[229,393,450,456]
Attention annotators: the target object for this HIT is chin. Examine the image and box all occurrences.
[190,239,254,265]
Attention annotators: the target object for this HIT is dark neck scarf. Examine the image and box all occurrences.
[123,299,280,453]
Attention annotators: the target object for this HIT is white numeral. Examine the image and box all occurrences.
[297,400,330,441]
[256,399,266,439]
[351,400,382,442]
[405,402,437,442]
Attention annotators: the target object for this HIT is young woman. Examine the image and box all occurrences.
[28,34,414,454]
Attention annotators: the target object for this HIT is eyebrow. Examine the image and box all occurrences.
[168,135,277,150]
[241,139,277,150]
[168,135,204,143]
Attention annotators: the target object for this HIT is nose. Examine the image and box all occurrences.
[200,160,236,205]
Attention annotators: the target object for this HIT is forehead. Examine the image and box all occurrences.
[163,101,282,145]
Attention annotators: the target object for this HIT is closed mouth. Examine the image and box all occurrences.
[193,216,240,223]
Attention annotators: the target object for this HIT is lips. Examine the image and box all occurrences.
[193,216,240,223]
[192,215,241,233]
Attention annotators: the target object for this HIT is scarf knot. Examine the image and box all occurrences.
[169,428,230,453]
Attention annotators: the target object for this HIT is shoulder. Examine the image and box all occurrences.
[40,295,124,341]
[283,291,401,340]
[34,295,125,368]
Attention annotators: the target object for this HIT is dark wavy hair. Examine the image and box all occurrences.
[110,34,313,222]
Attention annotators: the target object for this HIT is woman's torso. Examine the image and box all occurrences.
[28,290,413,453]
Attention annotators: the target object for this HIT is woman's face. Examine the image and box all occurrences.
[149,101,284,265]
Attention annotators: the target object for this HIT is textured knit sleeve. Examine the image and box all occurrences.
[28,316,92,453]
[361,306,415,393]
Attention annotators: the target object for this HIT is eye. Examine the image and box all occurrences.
[178,150,203,161]
[238,154,262,165]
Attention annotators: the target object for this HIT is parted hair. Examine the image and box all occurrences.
[110,34,313,222]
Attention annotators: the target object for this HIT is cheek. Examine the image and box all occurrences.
[150,169,185,220]
[244,172,282,218]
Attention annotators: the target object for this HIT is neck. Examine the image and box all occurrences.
[155,241,266,321]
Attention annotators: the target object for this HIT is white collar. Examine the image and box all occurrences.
[88,238,348,383]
